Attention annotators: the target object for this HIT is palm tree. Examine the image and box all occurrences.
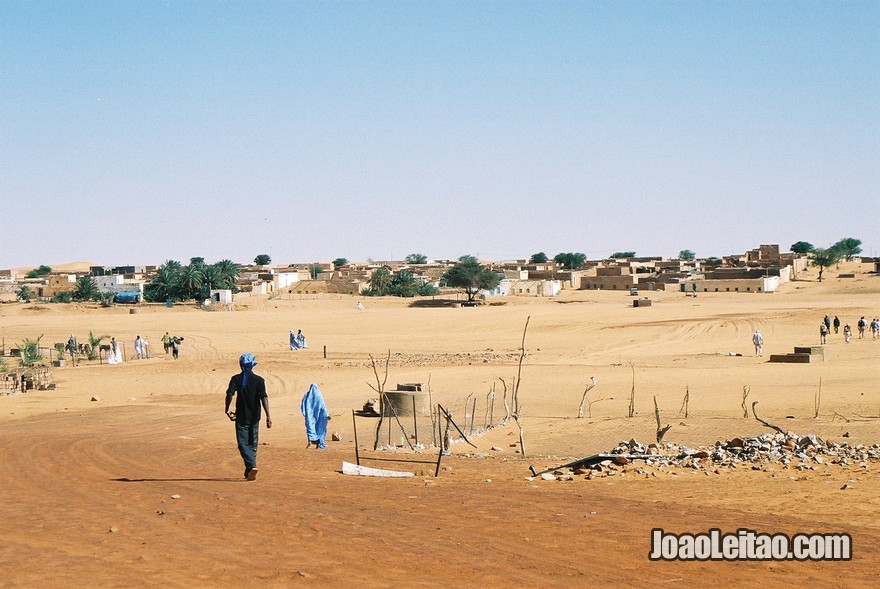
[17,285,33,302]
[73,276,100,302]
[178,264,205,300]
[389,270,418,297]
[87,331,109,361]
[369,268,392,295]
[213,259,239,289]
[144,263,181,302]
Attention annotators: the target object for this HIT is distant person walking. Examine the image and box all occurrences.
[356,301,364,311]
[843,323,852,343]
[833,315,840,334]
[134,335,145,359]
[871,318,880,340]
[162,332,172,354]
[819,323,828,344]
[857,316,867,339]
[823,315,831,334]
[296,329,307,350]
[752,329,764,357]
[171,336,182,359]
[225,353,271,481]
[301,383,329,449]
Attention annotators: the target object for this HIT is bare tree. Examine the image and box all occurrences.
[577,377,606,418]
[654,396,672,444]
[678,385,690,419]
[627,362,636,418]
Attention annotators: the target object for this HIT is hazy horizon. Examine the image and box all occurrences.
[3,2,878,268]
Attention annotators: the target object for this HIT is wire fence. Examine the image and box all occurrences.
[363,385,519,452]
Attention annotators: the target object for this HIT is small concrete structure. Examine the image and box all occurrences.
[770,346,825,363]
[382,391,431,416]
[633,298,652,307]
[793,346,826,361]
[769,353,813,363]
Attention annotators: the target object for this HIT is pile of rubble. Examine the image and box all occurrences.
[534,432,879,481]
[333,350,524,369]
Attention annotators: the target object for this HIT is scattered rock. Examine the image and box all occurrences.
[540,473,556,481]
[331,431,341,441]
[171,494,181,500]
[90,396,101,402]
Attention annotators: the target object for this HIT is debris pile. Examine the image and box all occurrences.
[533,432,879,481]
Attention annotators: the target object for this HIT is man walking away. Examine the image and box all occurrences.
[225,353,271,480]
[752,329,764,357]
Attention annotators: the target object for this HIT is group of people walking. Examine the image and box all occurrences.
[821,314,878,344]
[62,332,185,363]
[751,312,877,355]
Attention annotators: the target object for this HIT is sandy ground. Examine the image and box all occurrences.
[1,262,878,587]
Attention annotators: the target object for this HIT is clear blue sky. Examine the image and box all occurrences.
[2,1,878,268]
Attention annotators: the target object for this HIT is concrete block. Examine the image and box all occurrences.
[769,353,813,363]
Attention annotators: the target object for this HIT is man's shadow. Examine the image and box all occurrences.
[113,477,243,483]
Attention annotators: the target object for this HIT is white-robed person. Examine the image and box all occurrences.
[107,337,122,364]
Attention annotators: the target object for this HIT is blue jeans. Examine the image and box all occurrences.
[236,422,259,470]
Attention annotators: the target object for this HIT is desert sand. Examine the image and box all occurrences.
[1,262,878,587]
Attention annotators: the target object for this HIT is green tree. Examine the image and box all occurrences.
[529,252,548,263]
[610,251,636,259]
[17,285,33,302]
[254,254,271,265]
[178,264,205,300]
[87,331,110,361]
[25,265,52,279]
[332,258,349,268]
[679,249,696,261]
[212,259,239,290]
[417,282,440,296]
[553,252,586,270]
[73,276,100,302]
[18,334,44,366]
[189,257,206,267]
[405,253,428,265]
[810,247,841,282]
[442,259,501,302]
[831,237,862,261]
[790,241,814,255]
[52,291,74,303]
[388,270,419,297]
[144,262,182,302]
[368,268,392,295]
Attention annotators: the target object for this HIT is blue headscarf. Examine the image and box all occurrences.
[239,353,256,389]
